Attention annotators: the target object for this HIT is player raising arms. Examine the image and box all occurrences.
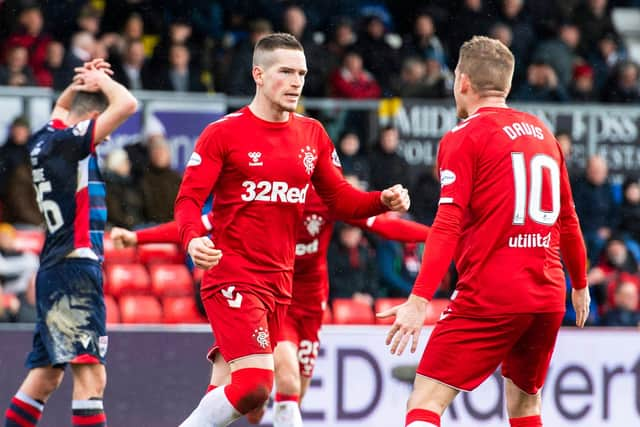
[4,60,137,427]
[110,187,430,427]
[378,36,590,427]
[175,33,410,427]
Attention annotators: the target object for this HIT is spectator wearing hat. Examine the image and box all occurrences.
[570,64,598,101]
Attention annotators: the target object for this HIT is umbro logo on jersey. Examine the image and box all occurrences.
[248,151,263,166]
[221,286,242,308]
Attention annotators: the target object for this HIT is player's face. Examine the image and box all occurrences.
[259,49,307,113]
[453,66,469,119]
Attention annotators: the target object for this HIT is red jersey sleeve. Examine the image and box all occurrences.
[311,124,387,218]
[346,214,430,242]
[412,204,463,299]
[175,124,224,251]
[411,130,475,299]
[136,212,214,245]
[437,129,476,209]
[558,159,588,289]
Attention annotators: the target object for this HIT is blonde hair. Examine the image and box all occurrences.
[457,36,514,97]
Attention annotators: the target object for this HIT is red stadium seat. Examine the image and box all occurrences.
[13,230,44,254]
[193,267,205,283]
[104,294,120,324]
[424,298,451,325]
[119,295,163,323]
[137,243,183,265]
[331,298,375,324]
[103,235,136,264]
[162,296,206,323]
[105,264,150,297]
[149,264,193,297]
[374,298,405,325]
[322,307,333,324]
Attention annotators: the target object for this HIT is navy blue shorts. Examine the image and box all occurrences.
[26,258,107,369]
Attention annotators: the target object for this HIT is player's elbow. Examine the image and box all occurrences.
[122,96,138,117]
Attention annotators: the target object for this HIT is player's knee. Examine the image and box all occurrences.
[228,368,274,414]
[275,368,300,395]
[43,370,65,394]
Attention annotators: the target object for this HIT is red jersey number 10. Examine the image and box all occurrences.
[511,153,560,226]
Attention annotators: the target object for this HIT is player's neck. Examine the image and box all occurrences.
[467,97,508,116]
[248,97,290,123]
[66,113,90,126]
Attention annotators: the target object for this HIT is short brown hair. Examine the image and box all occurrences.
[253,33,303,67]
[458,36,515,96]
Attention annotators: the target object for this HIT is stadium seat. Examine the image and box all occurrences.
[193,267,205,283]
[331,298,375,324]
[162,296,206,323]
[374,298,405,325]
[149,264,193,297]
[103,235,136,264]
[13,230,44,254]
[322,307,333,324]
[104,294,120,324]
[119,295,163,323]
[105,264,151,297]
[137,243,183,265]
[425,299,451,325]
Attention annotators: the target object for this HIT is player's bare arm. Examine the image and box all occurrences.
[187,236,222,270]
[572,288,590,328]
[73,66,138,143]
[50,59,113,121]
[380,184,411,213]
[377,294,429,355]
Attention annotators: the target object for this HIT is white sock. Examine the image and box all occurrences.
[407,422,438,427]
[179,387,240,427]
[273,400,303,427]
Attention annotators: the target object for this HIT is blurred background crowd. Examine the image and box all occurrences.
[1,0,639,327]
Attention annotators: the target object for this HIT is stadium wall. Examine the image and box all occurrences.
[0,325,638,427]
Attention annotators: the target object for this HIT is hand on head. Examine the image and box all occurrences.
[72,58,113,92]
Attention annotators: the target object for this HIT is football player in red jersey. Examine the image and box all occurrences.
[378,36,590,427]
[111,187,430,427]
[174,33,410,426]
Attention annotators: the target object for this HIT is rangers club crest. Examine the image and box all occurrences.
[304,214,324,236]
[252,327,270,349]
[298,146,317,175]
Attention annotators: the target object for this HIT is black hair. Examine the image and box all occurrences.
[70,91,108,116]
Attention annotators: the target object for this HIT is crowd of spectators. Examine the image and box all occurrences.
[0,0,637,102]
[1,0,640,326]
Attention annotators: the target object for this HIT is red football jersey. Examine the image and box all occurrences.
[413,106,587,315]
[291,187,431,316]
[175,107,386,303]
